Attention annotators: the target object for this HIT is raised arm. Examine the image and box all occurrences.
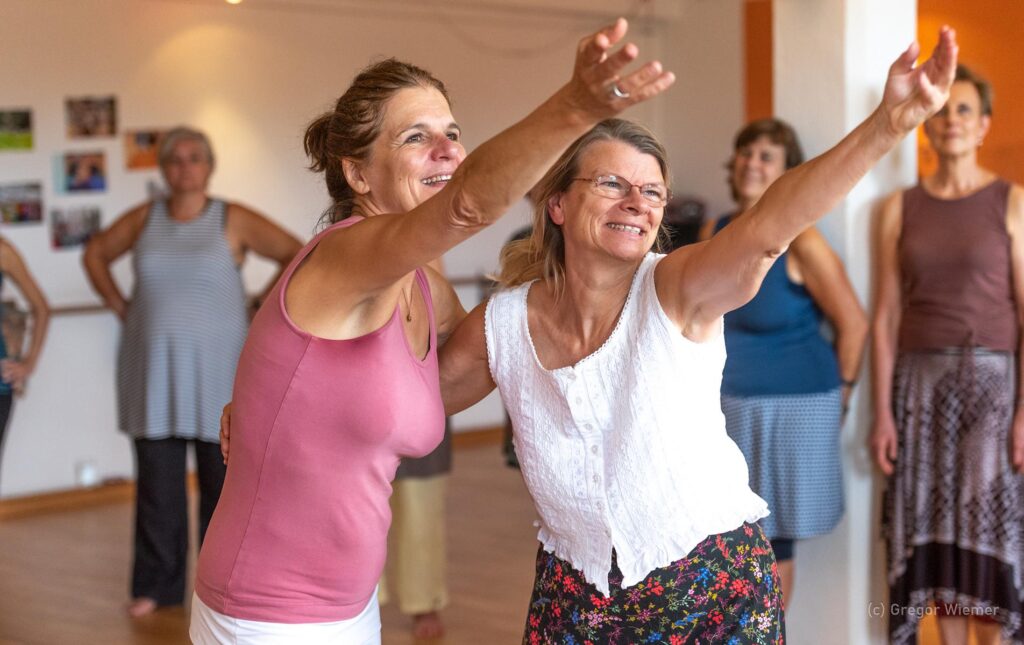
[439,302,495,416]
[0,239,51,393]
[869,192,904,475]
[321,19,675,295]
[657,28,957,340]
[82,204,148,321]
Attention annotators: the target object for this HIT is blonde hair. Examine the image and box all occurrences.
[496,119,671,293]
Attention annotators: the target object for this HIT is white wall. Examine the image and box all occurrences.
[0,0,745,496]
[774,1,917,643]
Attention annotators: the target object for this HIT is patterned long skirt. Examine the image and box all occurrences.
[522,522,784,644]
[884,350,1024,644]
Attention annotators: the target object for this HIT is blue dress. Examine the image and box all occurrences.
[714,215,844,540]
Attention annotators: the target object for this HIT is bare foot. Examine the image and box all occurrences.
[127,597,158,617]
[412,611,444,640]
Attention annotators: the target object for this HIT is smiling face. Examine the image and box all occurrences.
[161,138,213,195]
[550,139,665,264]
[349,86,464,214]
[924,80,991,159]
[730,135,787,208]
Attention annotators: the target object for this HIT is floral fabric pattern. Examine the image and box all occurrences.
[523,522,784,644]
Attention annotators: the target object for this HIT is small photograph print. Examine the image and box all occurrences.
[0,182,43,224]
[63,151,106,192]
[0,109,32,150]
[65,96,117,138]
[51,206,101,249]
[124,129,167,170]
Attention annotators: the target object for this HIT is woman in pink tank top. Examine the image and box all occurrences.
[872,65,1024,644]
[192,19,675,644]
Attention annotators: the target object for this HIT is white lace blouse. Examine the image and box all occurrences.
[485,252,768,596]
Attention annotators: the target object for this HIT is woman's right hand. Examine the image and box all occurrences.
[562,18,675,120]
[877,26,958,137]
[869,414,899,476]
[220,402,233,465]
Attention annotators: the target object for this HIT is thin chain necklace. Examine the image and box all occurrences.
[402,283,413,322]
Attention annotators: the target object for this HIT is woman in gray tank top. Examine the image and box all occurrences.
[82,126,302,618]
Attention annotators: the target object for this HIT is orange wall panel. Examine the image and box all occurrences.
[744,0,773,123]
[918,1,1024,183]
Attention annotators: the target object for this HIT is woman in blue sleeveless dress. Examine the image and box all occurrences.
[699,119,868,610]
[0,236,50,488]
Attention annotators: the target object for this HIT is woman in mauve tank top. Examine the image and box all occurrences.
[871,64,1024,645]
[193,19,675,644]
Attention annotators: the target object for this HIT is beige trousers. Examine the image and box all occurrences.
[377,474,448,615]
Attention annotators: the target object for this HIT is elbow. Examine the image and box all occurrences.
[32,302,51,324]
[764,242,789,261]
[445,187,490,232]
[82,239,101,271]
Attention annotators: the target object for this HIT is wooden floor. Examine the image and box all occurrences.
[0,444,538,645]
[0,443,960,645]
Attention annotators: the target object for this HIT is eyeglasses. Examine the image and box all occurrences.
[571,175,671,207]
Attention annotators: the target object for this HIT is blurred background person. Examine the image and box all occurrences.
[0,236,50,488]
[381,415,452,639]
[82,126,302,617]
[380,255,452,640]
[872,65,1024,645]
[700,118,868,609]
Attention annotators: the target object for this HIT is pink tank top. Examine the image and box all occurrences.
[195,217,445,623]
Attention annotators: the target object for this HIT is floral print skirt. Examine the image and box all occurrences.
[523,522,784,644]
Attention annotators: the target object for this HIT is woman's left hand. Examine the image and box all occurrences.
[1,359,30,394]
[879,26,958,136]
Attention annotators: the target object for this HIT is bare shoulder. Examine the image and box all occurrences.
[1005,183,1024,235]
[224,200,265,226]
[876,189,904,236]
[790,226,828,256]
[1008,182,1024,214]
[102,202,150,239]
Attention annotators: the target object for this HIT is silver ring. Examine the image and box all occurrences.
[610,83,630,99]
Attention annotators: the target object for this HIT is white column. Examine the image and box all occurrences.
[773,1,917,643]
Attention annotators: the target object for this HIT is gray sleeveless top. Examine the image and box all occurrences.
[117,199,248,441]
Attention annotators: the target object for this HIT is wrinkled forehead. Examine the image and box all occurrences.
[381,86,457,136]
[577,139,665,183]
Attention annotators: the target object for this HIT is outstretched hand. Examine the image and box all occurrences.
[880,26,959,135]
[563,18,676,120]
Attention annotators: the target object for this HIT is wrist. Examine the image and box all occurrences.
[551,85,601,129]
[871,106,906,145]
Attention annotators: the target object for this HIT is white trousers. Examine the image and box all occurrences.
[189,590,381,645]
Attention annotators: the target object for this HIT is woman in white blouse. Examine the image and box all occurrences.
[440,29,957,643]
